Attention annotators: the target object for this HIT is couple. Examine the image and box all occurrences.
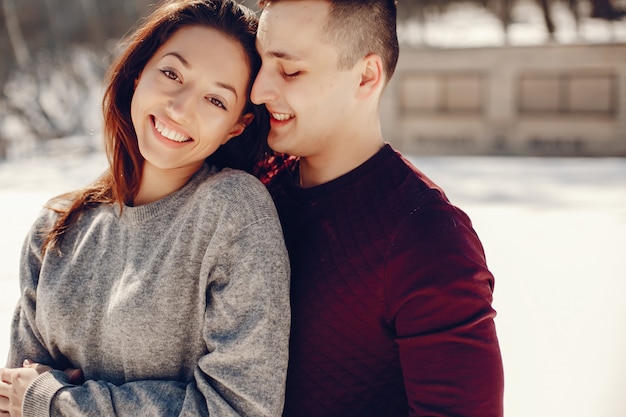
[0,0,504,416]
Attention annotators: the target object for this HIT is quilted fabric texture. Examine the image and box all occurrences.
[265,144,504,417]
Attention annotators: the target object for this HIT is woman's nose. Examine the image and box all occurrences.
[166,87,195,122]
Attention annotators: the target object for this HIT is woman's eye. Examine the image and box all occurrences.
[160,68,180,82]
[208,97,226,110]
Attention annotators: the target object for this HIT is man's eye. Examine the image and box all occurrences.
[282,70,300,80]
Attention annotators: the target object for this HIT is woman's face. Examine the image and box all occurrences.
[131,25,252,176]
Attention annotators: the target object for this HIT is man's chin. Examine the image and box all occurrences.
[267,133,291,155]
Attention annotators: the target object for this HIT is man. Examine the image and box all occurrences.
[252,1,504,416]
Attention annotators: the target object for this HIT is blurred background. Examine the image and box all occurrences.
[0,0,625,157]
[0,1,625,417]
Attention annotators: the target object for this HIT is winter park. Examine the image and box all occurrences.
[1,0,626,416]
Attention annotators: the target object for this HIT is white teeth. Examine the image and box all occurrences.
[154,118,191,142]
[271,112,294,122]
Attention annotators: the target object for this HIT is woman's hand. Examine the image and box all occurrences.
[0,360,51,417]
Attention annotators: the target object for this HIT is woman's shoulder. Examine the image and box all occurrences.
[194,167,278,220]
[45,192,78,212]
[210,166,263,184]
[21,194,73,252]
[26,192,77,228]
[201,167,270,200]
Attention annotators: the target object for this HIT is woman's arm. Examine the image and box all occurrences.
[10,210,290,417]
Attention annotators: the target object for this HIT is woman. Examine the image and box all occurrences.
[0,0,290,416]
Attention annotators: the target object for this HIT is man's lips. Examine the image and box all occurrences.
[269,112,295,122]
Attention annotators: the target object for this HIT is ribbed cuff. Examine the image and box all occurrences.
[22,370,68,417]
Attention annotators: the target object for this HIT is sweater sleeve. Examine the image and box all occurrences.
[15,204,291,416]
[386,201,504,417]
[7,209,65,370]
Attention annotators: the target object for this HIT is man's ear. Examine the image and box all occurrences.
[223,112,255,144]
[357,54,384,99]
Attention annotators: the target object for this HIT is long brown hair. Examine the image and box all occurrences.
[43,0,269,253]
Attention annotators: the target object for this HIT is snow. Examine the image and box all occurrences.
[1,142,625,416]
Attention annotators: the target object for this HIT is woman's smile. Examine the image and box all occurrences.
[152,116,192,143]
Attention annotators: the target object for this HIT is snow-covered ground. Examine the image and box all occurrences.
[0,144,625,417]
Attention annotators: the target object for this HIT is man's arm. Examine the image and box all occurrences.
[388,202,504,417]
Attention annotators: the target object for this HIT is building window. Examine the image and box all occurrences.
[519,72,615,115]
[400,72,484,115]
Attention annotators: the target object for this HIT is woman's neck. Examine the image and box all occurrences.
[132,162,201,206]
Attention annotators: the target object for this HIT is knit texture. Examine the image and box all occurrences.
[8,164,291,417]
[265,144,504,417]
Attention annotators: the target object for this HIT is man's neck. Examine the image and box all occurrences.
[299,137,384,188]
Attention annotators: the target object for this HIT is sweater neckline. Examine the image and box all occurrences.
[290,143,394,198]
[117,163,213,224]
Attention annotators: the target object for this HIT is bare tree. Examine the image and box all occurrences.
[1,0,30,158]
[2,0,29,68]
[78,0,105,46]
[397,0,623,45]
[42,0,65,49]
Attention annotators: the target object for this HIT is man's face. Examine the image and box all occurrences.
[251,1,361,159]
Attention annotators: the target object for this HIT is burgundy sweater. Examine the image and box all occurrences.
[264,144,504,417]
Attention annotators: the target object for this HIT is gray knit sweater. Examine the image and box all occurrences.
[7,163,291,417]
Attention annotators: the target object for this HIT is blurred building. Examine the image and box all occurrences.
[1,0,626,157]
[383,42,626,156]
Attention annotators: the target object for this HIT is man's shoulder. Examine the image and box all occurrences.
[367,147,450,207]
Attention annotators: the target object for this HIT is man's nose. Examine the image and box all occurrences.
[251,65,276,105]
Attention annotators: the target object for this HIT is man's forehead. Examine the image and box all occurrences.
[256,42,305,63]
[257,1,331,49]
[258,0,329,33]
[257,5,327,59]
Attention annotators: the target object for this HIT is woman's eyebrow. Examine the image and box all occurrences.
[215,82,238,100]
[163,51,189,68]
[162,52,239,100]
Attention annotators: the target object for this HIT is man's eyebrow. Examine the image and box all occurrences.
[264,49,303,62]
[270,51,298,60]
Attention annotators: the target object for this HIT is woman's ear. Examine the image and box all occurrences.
[223,112,255,144]
[357,54,384,99]
[134,71,143,89]
[241,112,255,127]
